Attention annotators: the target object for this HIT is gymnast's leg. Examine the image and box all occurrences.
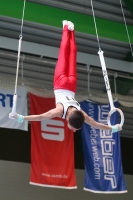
[54,21,70,90]
[68,24,77,93]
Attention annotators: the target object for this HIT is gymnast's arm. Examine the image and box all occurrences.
[9,107,62,122]
[24,108,62,121]
[82,110,121,132]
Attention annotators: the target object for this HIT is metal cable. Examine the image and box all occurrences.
[120,0,133,57]
[90,0,101,51]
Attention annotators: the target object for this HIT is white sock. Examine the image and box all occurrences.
[67,21,74,31]
[62,20,68,28]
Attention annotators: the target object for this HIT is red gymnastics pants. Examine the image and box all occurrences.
[54,25,77,93]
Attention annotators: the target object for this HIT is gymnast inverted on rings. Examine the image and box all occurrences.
[9,20,122,133]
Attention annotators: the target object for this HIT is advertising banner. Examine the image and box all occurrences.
[30,93,77,189]
[0,86,28,131]
[80,100,127,193]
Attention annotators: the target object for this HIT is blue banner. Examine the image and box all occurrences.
[80,100,127,193]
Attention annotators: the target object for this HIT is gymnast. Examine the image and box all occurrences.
[9,20,121,133]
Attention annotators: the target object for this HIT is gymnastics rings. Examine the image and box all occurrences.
[98,50,124,128]
[11,0,26,115]
[107,107,124,127]
[91,0,125,128]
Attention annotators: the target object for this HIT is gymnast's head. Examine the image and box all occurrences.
[67,110,85,132]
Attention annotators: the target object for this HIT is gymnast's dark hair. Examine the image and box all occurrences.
[68,110,85,129]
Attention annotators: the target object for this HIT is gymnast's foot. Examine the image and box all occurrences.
[62,20,68,28]
[68,21,74,31]
[62,20,74,31]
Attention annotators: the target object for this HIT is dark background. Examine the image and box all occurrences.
[0,125,133,175]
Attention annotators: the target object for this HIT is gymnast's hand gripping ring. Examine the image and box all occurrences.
[98,50,124,128]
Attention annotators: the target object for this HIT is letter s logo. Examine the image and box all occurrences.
[41,119,64,141]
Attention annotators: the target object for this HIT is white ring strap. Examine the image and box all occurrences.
[98,50,124,128]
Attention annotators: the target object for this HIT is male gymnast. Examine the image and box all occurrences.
[9,20,121,133]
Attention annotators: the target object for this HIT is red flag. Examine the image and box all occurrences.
[29,93,77,189]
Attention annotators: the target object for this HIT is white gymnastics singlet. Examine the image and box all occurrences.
[54,89,81,119]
